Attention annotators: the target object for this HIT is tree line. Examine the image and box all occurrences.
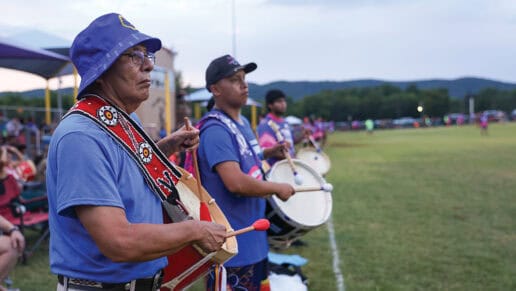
[282,84,516,121]
[2,84,516,124]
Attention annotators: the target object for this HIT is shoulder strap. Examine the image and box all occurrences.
[202,110,262,165]
[64,95,190,221]
[184,110,263,179]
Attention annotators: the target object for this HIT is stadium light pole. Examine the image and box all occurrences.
[231,0,237,57]
[57,77,63,118]
[417,103,424,123]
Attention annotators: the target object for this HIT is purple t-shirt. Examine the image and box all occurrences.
[257,113,295,166]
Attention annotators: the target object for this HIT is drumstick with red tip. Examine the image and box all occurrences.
[225,219,270,238]
[184,117,212,222]
[267,120,303,185]
[294,183,333,193]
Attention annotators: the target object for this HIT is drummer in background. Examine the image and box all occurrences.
[257,89,302,167]
[257,90,311,247]
[192,55,295,290]
[301,116,314,146]
[313,117,327,146]
[46,13,227,291]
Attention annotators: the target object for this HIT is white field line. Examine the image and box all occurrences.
[327,216,345,291]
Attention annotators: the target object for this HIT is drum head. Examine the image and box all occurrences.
[296,148,331,175]
[174,167,238,257]
[267,160,332,227]
[175,182,201,220]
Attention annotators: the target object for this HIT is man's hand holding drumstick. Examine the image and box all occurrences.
[156,124,200,156]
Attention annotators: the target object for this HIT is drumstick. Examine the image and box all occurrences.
[307,134,322,153]
[294,183,333,193]
[225,219,270,238]
[184,117,211,222]
[267,120,303,185]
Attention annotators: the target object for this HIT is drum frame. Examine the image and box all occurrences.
[265,159,332,248]
[161,167,238,291]
[296,147,331,176]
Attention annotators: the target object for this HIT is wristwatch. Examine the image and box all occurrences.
[7,226,19,235]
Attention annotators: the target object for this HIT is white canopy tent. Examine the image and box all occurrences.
[184,88,262,106]
[285,115,303,125]
[184,88,262,129]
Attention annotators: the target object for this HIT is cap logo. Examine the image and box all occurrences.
[118,15,137,31]
[226,56,239,66]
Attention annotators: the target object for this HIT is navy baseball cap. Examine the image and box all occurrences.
[205,54,257,92]
[70,13,162,98]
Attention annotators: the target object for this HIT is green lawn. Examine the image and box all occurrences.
[10,123,516,290]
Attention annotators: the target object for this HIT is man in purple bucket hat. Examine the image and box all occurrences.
[46,13,227,291]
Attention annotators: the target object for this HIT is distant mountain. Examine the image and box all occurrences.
[248,77,516,101]
[3,77,516,101]
[0,87,74,99]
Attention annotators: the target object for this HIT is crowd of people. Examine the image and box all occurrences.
[0,144,30,291]
[0,110,54,291]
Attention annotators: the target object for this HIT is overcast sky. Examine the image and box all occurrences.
[1,0,515,91]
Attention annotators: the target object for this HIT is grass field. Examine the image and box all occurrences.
[9,123,516,290]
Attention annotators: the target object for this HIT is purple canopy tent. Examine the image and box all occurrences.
[0,37,71,125]
[0,37,69,79]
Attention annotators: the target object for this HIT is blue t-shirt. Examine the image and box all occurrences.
[46,113,167,282]
[197,111,268,267]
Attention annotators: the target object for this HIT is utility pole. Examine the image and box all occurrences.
[469,95,475,124]
[231,0,237,57]
[57,77,63,118]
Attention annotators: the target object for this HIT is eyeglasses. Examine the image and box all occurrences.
[121,51,156,66]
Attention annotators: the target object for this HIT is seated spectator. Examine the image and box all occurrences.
[0,215,24,291]
[0,148,25,291]
[0,147,24,184]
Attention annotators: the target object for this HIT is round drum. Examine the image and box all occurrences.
[266,159,332,249]
[296,148,331,176]
[161,167,238,291]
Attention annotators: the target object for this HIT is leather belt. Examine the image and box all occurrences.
[57,270,163,291]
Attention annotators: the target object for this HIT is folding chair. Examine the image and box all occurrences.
[0,174,49,264]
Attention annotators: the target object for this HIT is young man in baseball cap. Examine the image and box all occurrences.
[188,54,295,290]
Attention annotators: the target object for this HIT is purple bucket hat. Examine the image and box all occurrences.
[70,13,162,98]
